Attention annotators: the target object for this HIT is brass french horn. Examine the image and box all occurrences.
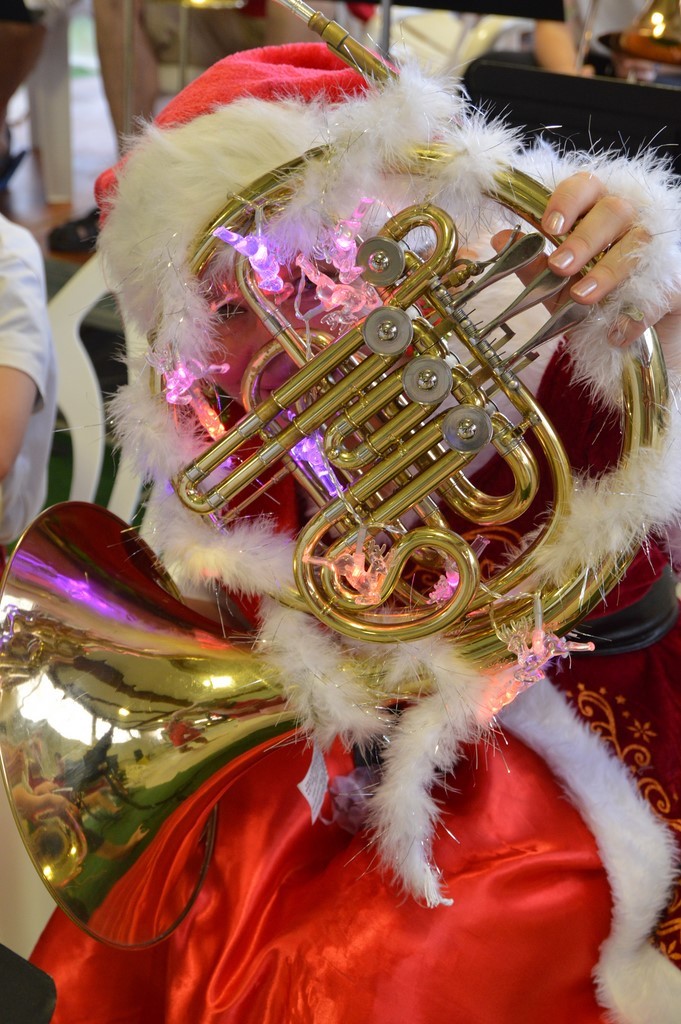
[0,0,671,946]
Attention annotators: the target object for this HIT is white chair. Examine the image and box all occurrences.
[47,252,144,521]
[366,8,533,75]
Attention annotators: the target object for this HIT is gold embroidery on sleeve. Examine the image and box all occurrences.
[566,683,681,964]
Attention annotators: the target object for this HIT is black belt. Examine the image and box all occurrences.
[572,565,679,655]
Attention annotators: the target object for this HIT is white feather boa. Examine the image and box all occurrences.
[100,56,681,1005]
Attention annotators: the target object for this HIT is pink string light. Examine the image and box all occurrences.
[296,255,380,325]
[213,225,287,295]
[308,528,392,606]
[428,537,490,603]
[163,357,231,405]
[484,596,596,715]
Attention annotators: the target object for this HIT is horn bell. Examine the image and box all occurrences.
[0,502,296,948]
[618,0,681,64]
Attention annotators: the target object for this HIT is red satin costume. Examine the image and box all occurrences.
[32,735,613,1024]
[31,330,681,1021]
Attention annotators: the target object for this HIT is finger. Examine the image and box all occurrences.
[610,301,681,355]
[547,194,640,277]
[541,171,607,238]
[489,229,571,314]
[490,229,514,253]
[606,308,648,348]
[565,225,649,305]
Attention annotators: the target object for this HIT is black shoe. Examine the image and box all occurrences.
[0,128,26,191]
[48,206,100,254]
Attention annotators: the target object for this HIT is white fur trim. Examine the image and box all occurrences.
[256,599,391,749]
[141,486,296,598]
[108,360,205,483]
[503,681,681,1024]
[366,638,514,906]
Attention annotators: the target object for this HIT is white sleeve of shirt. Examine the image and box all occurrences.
[0,215,57,545]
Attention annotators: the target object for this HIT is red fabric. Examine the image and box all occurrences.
[346,3,376,20]
[32,734,612,1024]
[81,736,292,946]
[94,44,367,216]
[552,612,681,957]
[459,340,670,614]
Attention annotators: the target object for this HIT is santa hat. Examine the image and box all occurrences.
[95,43,368,214]
[97,45,681,1013]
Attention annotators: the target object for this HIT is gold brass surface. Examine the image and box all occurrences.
[0,503,297,947]
[619,0,681,64]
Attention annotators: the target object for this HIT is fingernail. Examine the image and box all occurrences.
[549,248,575,270]
[545,211,565,234]
[572,276,598,299]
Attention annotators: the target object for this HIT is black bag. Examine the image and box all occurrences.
[0,942,56,1024]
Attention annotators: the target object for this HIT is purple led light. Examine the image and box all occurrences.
[290,433,345,499]
[164,357,232,405]
[331,198,373,279]
[213,226,286,294]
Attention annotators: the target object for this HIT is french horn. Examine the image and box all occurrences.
[0,0,675,944]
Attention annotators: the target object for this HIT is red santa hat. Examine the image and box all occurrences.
[95,43,368,215]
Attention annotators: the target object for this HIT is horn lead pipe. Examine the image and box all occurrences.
[272,0,396,82]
